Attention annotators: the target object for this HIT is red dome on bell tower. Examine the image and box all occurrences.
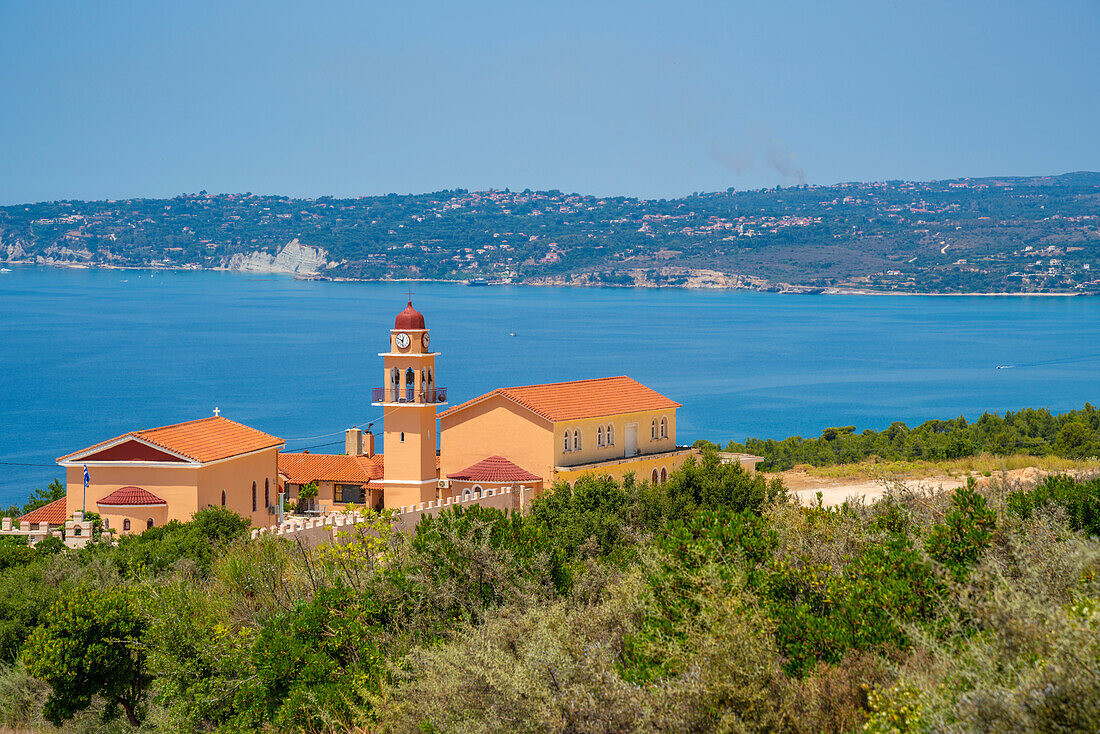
[394,301,425,330]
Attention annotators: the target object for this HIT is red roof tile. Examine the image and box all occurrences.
[439,376,681,422]
[97,486,167,506]
[447,455,542,483]
[59,416,284,464]
[17,497,68,525]
[278,453,384,485]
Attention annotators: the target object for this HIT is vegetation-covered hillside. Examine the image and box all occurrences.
[721,403,1100,471]
[1,455,1099,732]
[2,172,1099,293]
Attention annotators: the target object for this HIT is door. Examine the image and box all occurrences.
[625,424,638,457]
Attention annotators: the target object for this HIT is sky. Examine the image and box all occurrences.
[1,0,1098,204]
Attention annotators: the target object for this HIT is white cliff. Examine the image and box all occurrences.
[227,239,329,276]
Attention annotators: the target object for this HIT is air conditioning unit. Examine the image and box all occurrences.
[438,479,450,489]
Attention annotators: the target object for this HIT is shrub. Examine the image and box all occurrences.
[924,481,996,580]
[1008,474,1100,537]
[24,588,150,727]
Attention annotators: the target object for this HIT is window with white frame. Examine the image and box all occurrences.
[660,416,669,439]
[606,424,615,445]
[573,429,581,451]
[563,432,570,453]
[597,425,604,447]
[651,418,658,440]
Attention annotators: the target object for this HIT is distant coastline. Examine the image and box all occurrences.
[5,260,1093,297]
[4,174,1100,296]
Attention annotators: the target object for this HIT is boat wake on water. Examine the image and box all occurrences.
[997,352,1100,370]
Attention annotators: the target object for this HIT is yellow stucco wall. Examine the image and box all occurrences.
[196,447,280,527]
[440,394,555,481]
[66,464,200,526]
[553,409,677,468]
[99,506,169,534]
[553,449,696,487]
[441,398,680,487]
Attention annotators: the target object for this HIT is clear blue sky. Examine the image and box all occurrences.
[1,0,1097,204]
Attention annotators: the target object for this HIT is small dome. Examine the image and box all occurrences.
[394,301,425,330]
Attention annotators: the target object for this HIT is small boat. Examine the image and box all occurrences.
[997,365,1014,370]
[0,268,12,272]
[509,332,517,337]
[467,278,489,287]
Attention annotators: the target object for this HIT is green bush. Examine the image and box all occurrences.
[1008,474,1100,537]
[925,480,996,579]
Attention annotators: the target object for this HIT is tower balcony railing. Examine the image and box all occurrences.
[372,386,448,404]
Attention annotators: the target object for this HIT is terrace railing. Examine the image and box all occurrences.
[372,386,447,404]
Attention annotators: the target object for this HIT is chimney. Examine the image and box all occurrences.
[363,431,375,457]
[345,427,363,456]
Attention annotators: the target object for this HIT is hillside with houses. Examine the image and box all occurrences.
[2,172,1098,294]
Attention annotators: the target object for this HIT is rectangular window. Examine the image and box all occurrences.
[336,484,364,504]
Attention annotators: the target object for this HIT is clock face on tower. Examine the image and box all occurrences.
[421,332,430,348]
[395,333,410,349]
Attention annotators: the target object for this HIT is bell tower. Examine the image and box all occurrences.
[372,300,446,509]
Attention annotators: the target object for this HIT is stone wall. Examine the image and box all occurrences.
[250,486,523,546]
[0,512,101,549]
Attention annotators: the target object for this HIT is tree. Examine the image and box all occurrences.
[24,588,150,727]
[1053,421,1097,458]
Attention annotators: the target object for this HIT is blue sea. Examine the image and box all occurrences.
[1,264,1098,505]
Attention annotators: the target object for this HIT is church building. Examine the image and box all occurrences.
[57,416,283,532]
[51,299,695,532]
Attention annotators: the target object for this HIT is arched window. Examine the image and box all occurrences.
[147,518,154,530]
[252,482,257,512]
[463,488,472,500]
[73,526,81,536]
[607,424,615,445]
[405,368,416,401]
[472,484,483,496]
[660,416,669,439]
[123,519,131,531]
[265,482,270,509]
[563,433,570,453]
[660,467,668,484]
[651,468,659,484]
[651,419,658,440]
[221,490,226,507]
[573,430,581,451]
[597,425,604,447]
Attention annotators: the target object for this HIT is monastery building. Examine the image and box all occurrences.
[38,300,699,535]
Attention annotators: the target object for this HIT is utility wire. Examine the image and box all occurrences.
[281,418,379,444]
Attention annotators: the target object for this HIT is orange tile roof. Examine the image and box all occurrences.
[447,455,541,483]
[278,453,384,485]
[97,486,167,506]
[59,417,284,464]
[17,497,68,525]
[439,376,681,422]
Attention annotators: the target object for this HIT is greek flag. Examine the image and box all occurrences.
[83,465,90,489]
